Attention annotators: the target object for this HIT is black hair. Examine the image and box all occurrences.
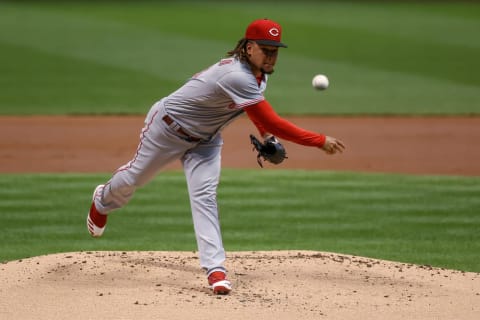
[226,38,250,62]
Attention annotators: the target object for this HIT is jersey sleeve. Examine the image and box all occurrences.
[245,100,326,147]
[217,72,265,109]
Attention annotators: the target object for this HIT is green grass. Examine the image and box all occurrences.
[0,1,479,115]
[1,170,479,272]
[0,0,479,275]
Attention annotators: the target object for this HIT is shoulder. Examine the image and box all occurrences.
[216,59,256,87]
[215,58,249,75]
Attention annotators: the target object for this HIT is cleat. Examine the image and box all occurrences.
[87,185,107,237]
[208,271,232,295]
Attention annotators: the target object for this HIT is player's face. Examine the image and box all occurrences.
[246,41,279,76]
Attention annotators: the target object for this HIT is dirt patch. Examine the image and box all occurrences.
[1,115,479,175]
[1,251,479,320]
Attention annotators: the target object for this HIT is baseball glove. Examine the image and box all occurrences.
[250,134,287,168]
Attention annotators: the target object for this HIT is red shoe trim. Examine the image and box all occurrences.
[89,202,107,228]
[208,271,226,285]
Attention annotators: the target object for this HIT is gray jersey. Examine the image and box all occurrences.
[163,57,268,139]
[92,57,270,273]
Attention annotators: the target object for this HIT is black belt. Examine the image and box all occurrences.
[162,115,201,142]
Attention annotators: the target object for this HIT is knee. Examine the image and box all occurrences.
[189,183,218,210]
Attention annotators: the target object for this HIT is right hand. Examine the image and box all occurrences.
[321,136,346,155]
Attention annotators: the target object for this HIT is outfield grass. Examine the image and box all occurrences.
[0,0,479,275]
[0,170,479,272]
[0,1,479,115]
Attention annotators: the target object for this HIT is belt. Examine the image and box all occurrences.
[162,115,201,142]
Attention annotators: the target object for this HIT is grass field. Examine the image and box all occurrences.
[0,1,479,115]
[1,171,479,272]
[0,1,479,274]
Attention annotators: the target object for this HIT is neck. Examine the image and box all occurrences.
[248,63,263,77]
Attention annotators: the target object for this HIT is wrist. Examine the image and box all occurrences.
[263,133,274,140]
[318,134,327,147]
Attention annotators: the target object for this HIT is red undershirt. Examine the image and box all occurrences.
[245,100,326,147]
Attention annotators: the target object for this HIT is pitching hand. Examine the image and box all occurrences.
[321,136,346,155]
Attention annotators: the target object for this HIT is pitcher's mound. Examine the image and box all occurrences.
[1,251,479,319]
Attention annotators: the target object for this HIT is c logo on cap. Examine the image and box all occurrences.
[269,28,280,37]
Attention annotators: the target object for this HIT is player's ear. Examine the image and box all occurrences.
[245,41,254,56]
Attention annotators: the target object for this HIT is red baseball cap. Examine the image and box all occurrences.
[245,18,287,48]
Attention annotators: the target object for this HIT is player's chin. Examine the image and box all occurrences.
[261,66,275,75]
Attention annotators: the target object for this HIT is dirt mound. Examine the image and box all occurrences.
[1,251,479,319]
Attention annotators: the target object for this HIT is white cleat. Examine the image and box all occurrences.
[86,185,107,237]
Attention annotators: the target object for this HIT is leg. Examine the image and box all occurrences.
[182,135,232,294]
[96,103,190,214]
[87,101,192,236]
[182,134,225,271]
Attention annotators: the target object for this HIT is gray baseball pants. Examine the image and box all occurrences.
[93,100,226,272]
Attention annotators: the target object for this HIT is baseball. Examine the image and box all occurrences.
[312,74,329,90]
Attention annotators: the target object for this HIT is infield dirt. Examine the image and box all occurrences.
[1,115,480,175]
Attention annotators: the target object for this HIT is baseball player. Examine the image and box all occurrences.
[87,18,345,295]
